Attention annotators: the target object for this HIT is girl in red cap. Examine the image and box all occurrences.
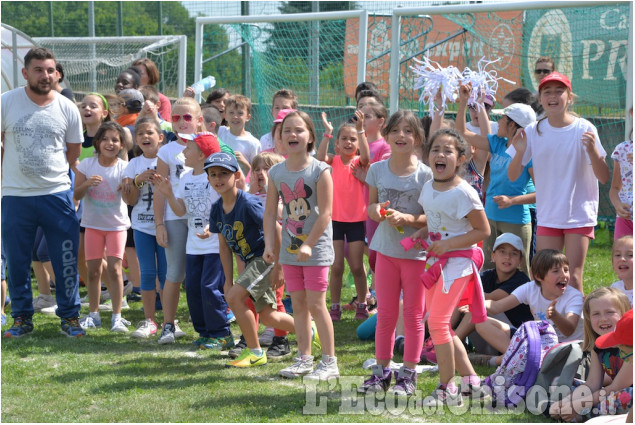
[508,72,610,294]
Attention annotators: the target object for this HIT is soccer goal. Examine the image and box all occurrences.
[33,35,187,99]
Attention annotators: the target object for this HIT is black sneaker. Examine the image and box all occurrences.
[266,336,292,361]
[228,335,247,359]
[126,290,142,302]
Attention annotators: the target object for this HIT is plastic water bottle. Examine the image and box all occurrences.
[191,75,216,94]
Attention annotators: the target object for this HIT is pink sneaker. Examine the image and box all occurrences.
[354,303,369,320]
[420,337,437,364]
[329,305,341,322]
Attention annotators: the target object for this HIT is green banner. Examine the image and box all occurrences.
[523,5,629,108]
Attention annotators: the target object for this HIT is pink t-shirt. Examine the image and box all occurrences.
[332,155,367,222]
[369,138,391,164]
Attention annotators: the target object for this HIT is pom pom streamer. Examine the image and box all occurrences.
[411,56,462,114]
[412,56,516,113]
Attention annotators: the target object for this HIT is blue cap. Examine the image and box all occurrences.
[203,152,239,173]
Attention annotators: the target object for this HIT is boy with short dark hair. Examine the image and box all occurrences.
[260,89,298,152]
[217,95,261,176]
[152,133,233,349]
[206,152,295,367]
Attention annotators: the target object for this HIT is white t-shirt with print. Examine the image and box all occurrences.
[174,170,220,255]
[76,157,130,231]
[1,88,83,197]
[511,281,584,342]
[157,141,191,222]
[418,179,484,287]
[260,131,274,152]
[123,155,158,236]
[611,280,633,305]
[218,126,261,164]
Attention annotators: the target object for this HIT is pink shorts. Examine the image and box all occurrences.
[84,228,127,260]
[282,265,329,292]
[537,225,595,239]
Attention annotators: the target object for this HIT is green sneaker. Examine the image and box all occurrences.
[202,335,235,350]
[226,348,267,368]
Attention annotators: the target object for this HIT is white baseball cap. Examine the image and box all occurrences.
[492,233,524,253]
[502,103,536,128]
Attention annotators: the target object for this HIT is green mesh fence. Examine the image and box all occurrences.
[199,3,629,219]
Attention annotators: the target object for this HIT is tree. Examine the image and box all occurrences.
[263,1,354,69]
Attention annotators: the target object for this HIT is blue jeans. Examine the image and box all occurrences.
[133,230,167,292]
[2,190,81,319]
[185,253,229,338]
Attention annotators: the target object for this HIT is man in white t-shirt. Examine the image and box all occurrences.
[1,48,85,338]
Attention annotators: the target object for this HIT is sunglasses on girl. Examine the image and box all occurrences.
[172,113,194,122]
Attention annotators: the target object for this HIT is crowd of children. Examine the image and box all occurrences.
[2,52,633,421]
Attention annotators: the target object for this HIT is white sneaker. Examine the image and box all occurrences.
[123,281,133,296]
[259,327,275,346]
[80,315,102,329]
[40,304,58,315]
[101,288,111,301]
[121,298,130,310]
[33,294,56,311]
[174,320,186,338]
[99,298,129,311]
[279,355,314,379]
[131,319,158,338]
[110,317,131,333]
[304,357,340,381]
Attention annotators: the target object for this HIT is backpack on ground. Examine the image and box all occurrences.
[532,340,590,416]
[483,320,558,407]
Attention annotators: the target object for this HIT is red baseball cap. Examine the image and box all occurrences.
[595,309,633,349]
[179,132,221,157]
[538,71,572,92]
[274,108,297,124]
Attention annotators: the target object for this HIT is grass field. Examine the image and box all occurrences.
[0,228,616,422]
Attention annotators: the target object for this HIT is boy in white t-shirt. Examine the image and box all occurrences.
[483,249,584,365]
[217,95,261,176]
[259,89,298,152]
[611,235,633,305]
[153,133,233,349]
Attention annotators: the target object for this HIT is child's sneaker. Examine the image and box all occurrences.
[123,281,133,296]
[158,323,176,344]
[420,337,437,364]
[126,291,142,303]
[392,366,417,396]
[329,305,341,321]
[111,317,131,333]
[229,335,247,358]
[266,336,292,361]
[279,355,314,378]
[3,316,34,338]
[304,356,339,381]
[259,327,275,346]
[173,320,186,338]
[202,335,235,350]
[355,303,369,320]
[60,317,86,338]
[40,304,58,315]
[226,307,235,323]
[420,383,464,408]
[226,349,267,368]
[342,296,358,311]
[358,364,392,393]
[131,319,158,338]
[79,315,102,329]
[33,294,56,312]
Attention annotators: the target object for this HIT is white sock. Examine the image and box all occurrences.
[112,313,121,322]
[331,303,340,310]
[89,311,100,320]
[322,354,336,364]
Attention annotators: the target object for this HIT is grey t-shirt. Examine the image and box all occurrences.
[269,158,334,266]
[366,159,433,260]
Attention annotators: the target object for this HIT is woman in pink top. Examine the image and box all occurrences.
[317,110,371,321]
[132,58,172,122]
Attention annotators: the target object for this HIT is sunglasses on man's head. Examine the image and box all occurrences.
[534,69,552,75]
[172,114,194,123]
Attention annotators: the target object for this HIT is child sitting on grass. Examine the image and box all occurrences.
[207,152,295,367]
[481,249,584,366]
[611,235,633,305]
